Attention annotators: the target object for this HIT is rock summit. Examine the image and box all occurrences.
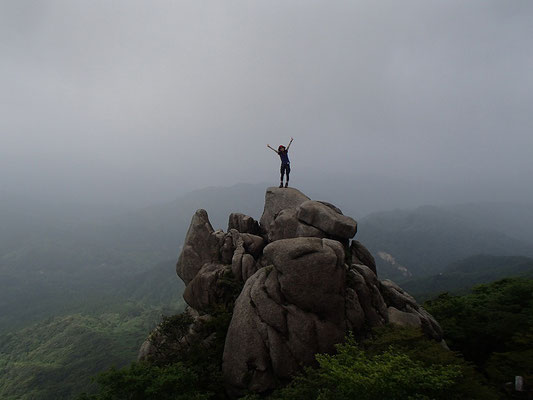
[140,187,444,397]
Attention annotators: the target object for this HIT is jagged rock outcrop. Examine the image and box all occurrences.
[176,209,222,285]
[176,211,265,289]
[141,186,444,397]
[228,212,261,235]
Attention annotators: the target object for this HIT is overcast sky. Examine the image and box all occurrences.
[1,1,532,206]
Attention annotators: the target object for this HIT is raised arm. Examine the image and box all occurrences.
[267,144,279,154]
[286,137,294,150]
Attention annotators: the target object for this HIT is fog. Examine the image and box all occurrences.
[2,0,532,207]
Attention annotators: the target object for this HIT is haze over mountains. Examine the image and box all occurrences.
[2,179,533,310]
[358,204,533,281]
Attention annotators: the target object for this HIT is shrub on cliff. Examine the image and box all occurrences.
[78,306,233,400]
[259,328,495,400]
[81,326,495,400]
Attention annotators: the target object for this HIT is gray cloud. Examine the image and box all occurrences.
[1,0,532,205]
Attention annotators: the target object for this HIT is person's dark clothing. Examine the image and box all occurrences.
[280,163,290,182]
[279,150,290,165]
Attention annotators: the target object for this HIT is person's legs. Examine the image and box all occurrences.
[280,164,285,187]
[285,164,290,187]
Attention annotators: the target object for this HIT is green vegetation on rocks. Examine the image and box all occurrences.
[85,327,496,400]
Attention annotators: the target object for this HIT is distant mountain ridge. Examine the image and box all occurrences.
[444,202,533,242]
[358,205,533,281]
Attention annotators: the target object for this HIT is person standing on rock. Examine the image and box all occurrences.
[267,138,293,188]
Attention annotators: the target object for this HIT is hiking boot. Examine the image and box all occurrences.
[279,183,283,188]
[284,182,288,188]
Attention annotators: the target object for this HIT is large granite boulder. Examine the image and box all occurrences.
[259,187,310,234]
[268,208,326,242]
[222,238,347,396]
[261,193,357,243]
[296,200,357,239]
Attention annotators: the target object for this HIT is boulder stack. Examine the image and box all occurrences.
[139,187,443,397]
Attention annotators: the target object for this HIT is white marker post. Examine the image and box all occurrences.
[515,376,524,392]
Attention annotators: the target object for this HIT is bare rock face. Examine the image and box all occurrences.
[268,208,326,242]
[222,238,347,396]
[317,201,344,214]
[230,230,261,283]
[240,233,265,259]
[143,187,445,398]
[176,210,222,285]
[346,264,388,331]
[176,211,266,312]
[262,238,346,324]
[259,187,310,234]
[262,194,356,243]
[183,263,232,311]
[380,279,443,340]
[296,200,357,239]
[348,240,377,275]
[228,213,260,235]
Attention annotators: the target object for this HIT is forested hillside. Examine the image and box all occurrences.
[0,307,163,400]
[0,260,184,400]
[425,278,533,394]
